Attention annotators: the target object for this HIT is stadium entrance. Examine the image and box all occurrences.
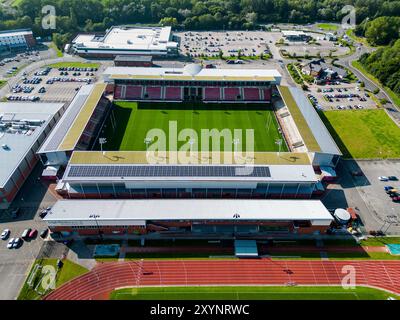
[183,87,203,101]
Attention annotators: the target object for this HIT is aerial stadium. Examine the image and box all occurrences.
[38,64,341,237]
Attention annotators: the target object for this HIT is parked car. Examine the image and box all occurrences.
[39,209,48,218]
[12,238,22,248]
[388,176,398,181]
[1,229,10,240]
[7,238,15,249]
[40,229,49,239]
[379,176,389,181]
[21,228,31,240]
[384,186,394,192]
[28,229,37,239]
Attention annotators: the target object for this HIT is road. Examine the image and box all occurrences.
[339,42,400,124]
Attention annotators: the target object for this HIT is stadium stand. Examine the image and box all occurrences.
[224,87,241,101]
[144,86,162,100]
[243,88,261,101]
[204,87,221,101]
[165,87,182,100]
[125,85,142,99]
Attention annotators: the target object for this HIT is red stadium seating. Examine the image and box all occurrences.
[224,87,241,101]
[145,86,162,100]
[204,87,221,101]
[125,86,142,99]
[263,89,272,101]
[114,85,122,99]
[243,88,261,101]
[165,87,182,100]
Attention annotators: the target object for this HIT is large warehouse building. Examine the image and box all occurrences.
[71,26,179,58]
[0,102,65,209]
[37,65,341,237]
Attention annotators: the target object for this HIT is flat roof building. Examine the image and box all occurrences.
[0,29,36,53]
[281,30,312,42]
[45,199,333,236]
[0,102,65,209]
[72,26,178,58]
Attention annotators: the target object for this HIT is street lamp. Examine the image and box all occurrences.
[99,137,107,155]
[89,214,103,240]
[275,138,282,156]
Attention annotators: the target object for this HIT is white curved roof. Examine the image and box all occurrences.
[183,64,203,76]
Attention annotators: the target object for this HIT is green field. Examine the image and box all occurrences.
[99,102,287,152]
[110,286,398,300]
[319,109,400,159]
[317,23,339,31]
[18,259,88,300]
[48,62,100,69]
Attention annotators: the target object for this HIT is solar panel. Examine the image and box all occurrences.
[67,165,271,178]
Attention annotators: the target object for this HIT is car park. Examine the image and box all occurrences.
[1,229,10,240]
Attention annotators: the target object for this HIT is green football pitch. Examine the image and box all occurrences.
[98,101,287,152]
[109,286,398,300]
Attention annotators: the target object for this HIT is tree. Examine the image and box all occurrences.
[159,17,178,27]
[365,16,400,45]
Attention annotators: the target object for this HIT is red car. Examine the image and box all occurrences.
[28,229,37,239]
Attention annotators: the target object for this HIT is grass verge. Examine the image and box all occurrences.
[18,258,88,300]
[48,62,100,69]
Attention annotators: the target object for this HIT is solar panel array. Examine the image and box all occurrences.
[67,165,271,178]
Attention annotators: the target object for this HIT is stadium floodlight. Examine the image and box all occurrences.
[275,138,282,156]
[99,137,107,155]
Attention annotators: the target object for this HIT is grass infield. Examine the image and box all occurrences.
[110,285,398,300]
[98,101,287,152]
[319,109,400,159]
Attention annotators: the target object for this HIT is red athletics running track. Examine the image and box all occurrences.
[44,260,400,300]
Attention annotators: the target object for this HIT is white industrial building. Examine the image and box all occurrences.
[0,102,65,209]
[72,26,179,58]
